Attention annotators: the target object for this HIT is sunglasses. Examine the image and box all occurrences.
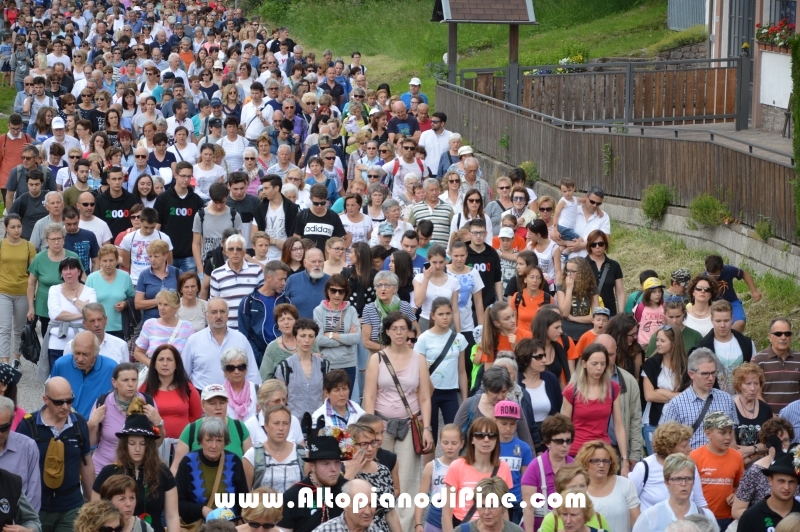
[467,198,481,203]
[589,199,603,206]
[473,431,498,440]
[531,353,546,361]
[694,286,712,293]
[247,523,277,530]
[312,201,327,207]
[47,395,75,406]
[407,337,417,343]
[539,206,553,212]
[244,157,256,161]
[448,179,460,184]
[80,202,96,207]
[772,331,793,337]
[589,242,606,248]
[550,437,573,446]
[225,363,247,373]
[329,287,346,294]
[130,215,141,220]
[497,185,510,190]
[324,156,335,160]
[379,149,389,153]
[0,421,12,433]
[135,154,148,159]
[98,527,124,532]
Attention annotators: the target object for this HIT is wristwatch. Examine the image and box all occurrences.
[71,297,78,303]
[328,332,333,339]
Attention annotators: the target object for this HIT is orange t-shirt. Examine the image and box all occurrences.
[479,327,533,364]
[492,235,527,252]
[443,458,514,522]
[512,290,547,332]
[690,446,743,519]
[570,330,599,360]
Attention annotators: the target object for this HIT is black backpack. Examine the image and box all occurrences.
[277,358,330,389]
[94,392,155,439]
[20,319,40,364]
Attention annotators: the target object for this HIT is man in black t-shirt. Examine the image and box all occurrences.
[278,436,347,532]
[465,218,503,310]
[292,183,347,250]
[736,450,800,532]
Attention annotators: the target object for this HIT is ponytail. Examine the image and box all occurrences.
[480,301,511,364]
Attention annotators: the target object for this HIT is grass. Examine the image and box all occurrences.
[646,24,707,55]
[611,223,800,351]
[256,0,673,108]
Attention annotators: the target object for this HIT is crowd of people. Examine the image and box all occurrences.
[1,2,800,532]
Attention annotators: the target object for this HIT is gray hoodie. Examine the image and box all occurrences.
[313,301,361,369]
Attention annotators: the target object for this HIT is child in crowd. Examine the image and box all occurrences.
[569,307,610,370]
[552,177,605,245]
[625,269,659,313]
[495,401,533,525]
[416,424,463,532]
[496,225,520,296]
[0,33,12,88]
[690,412,743,532]
[492,214,526,252]
[416,219,434,259]
[250,231,270,267]
[634,277,666,349]
[703,254,761,332]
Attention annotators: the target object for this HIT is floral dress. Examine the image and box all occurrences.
[356,463,395,532]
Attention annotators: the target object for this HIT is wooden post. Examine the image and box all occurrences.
[448,23,458,85]
[508,24,520,106]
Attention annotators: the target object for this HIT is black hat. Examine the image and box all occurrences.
[0,363,21,386]
[306,436,342,461]
[762,451,800,479]
[208,117,222,128]
[115,414,160,439]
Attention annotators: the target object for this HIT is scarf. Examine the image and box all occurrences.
[224,380,252,420]
[375,294,401,320]
[114,391,133,413]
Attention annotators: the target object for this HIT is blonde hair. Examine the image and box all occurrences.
[652,422,693,458]
[74,501,124,532]
[251,231,270,245]
[241,486,283,523]
[554,464,589,492]
[146,239,170,256]
[554,488,595,523]
[156,289,180,307]
[257,379,288,407]
[98,243,119,260]
[575,440,619,477]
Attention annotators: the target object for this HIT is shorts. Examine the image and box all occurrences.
[731,299,746,323]
[557,224,580,241]
[0,60,10,72]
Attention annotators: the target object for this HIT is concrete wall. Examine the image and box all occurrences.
[471,152,800,278]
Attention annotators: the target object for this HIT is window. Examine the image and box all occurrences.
[774,0,797,25]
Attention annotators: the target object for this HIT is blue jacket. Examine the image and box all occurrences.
[238,285,290,360]
[284,270,330,319]
[518,370,562,448]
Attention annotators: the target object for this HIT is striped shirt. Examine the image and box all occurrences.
[779,401,800,443]
[409,200,454,247]
[209,261,264,329]
[659,386,739,449]
[751,347,800,411]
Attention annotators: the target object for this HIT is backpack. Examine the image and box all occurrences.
[251,442,306,488]
[20,317,40,364]
[187,418,245,450]
[624,290,643,314]
[22,411,88,466]
[385,158,425,194]
[276,357,330,389]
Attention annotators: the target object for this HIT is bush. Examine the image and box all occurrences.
[755,216,774,241]
[640,183,675,225]
[688,193,731,229]
[518,161,540,185]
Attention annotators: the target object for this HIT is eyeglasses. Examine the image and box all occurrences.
[550,437,573,446]
[227,247,244,252]
[589,242,606,248]
[589,199,603,206]
[135,154,148,159]
[470,231,486,237]
[588,458,612,465]
[247,522,278,530]
[668,476,694,485]
[130,215,141,220]
[473,431,498,440]
[21,155,34,160]
[80,202,96,207]
[694,286,712,293]
[0,421,12,433]
[225,363,247,373]
[312,201,327,207]
[47,396,75,406]
[375,284,395,290]
[355,439,380,449]
[693,371,717,379]
[539,206,553,212]
[467,198,481,204]
[772,331,793,337]
[512,196,526,201]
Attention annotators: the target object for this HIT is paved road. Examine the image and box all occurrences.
[16,356,45,413]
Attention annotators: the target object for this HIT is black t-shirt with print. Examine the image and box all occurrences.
[293,208,346,250]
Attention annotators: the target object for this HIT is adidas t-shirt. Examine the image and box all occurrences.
[293,209,346,250]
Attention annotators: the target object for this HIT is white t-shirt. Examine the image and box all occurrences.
[192,164,227,200]
[558,196,579,229]
[382,158,429,199]
[242,441,302,492]
[416,329,468,390]
[168,143,199,165]
[413,273,460,320]
[714,336,755,394]
[526,383,551,422]
[265,202,287,261]
[119,229,175,284]
[447,268,484,332]
[79,217,113,246]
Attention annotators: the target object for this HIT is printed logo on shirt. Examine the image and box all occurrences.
[304,223,334,237]
[169,207,195,217]
[104,209,130,219]
[471,263,492,273]
[500,456,522,472]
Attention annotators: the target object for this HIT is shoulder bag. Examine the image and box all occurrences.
[378,350,426,455]
[692,393,715,433]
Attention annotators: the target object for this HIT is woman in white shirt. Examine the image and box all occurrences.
[47,256,97,368]
[242,404,302,492]
[413,245,460,333]
[192,143,226,200]
[449,188,492,238]
[167,126,199,164]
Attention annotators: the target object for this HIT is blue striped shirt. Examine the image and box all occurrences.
[779,400,800,443]
[659,386,739,449]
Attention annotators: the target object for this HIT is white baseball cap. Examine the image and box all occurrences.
[499,227,515,239]
[51,117,65,129]
[409,77,422,86]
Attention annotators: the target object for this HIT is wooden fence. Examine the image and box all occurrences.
[462,61,739,125]
[436,84,797,242]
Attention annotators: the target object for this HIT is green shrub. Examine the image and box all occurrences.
[640,183,675,224]
[688,193,731,229]
[755,216,774,241]
[518,161,540,185]
[646,25,708,55]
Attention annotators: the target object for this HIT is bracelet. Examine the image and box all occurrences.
[415,525,424,529]
[621,456,628,461]
[423,427,432,431]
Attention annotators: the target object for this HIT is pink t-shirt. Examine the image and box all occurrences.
[636,303,665,346]
[443,458,514,522]
[374,352,421,419]
[563,381,620,456]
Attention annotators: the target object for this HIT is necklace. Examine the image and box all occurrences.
[739,396,756,416]
[180,300,199,321]
[282,337,297,352]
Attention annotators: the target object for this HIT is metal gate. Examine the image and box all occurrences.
[728,0,756,56]
[668,0,706,30]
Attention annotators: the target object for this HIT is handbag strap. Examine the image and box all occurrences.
[378,350,415,420]
[537,455,547,498]
[206,456,225,508]
[462,465,500,522]
[595,263,610,295]
[692,393,715,433]
[168,321,183,345]
[428,331,457,375]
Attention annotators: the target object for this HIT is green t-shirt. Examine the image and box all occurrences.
[179,417,251,458]
[645,325,704,358]
[539,510,609,532]
[624,290,642,314]
[28,249,81,317]
[85,269,136,332]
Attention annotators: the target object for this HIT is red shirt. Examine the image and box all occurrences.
[140,384,203,438]
[563,381,619,455]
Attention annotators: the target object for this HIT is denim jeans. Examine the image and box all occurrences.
[430,388,459,444]
[643,423,657,455]
[342,366,357,399]
[356,343,369,400]
[49,348,64,375]
[172,256,197,273]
